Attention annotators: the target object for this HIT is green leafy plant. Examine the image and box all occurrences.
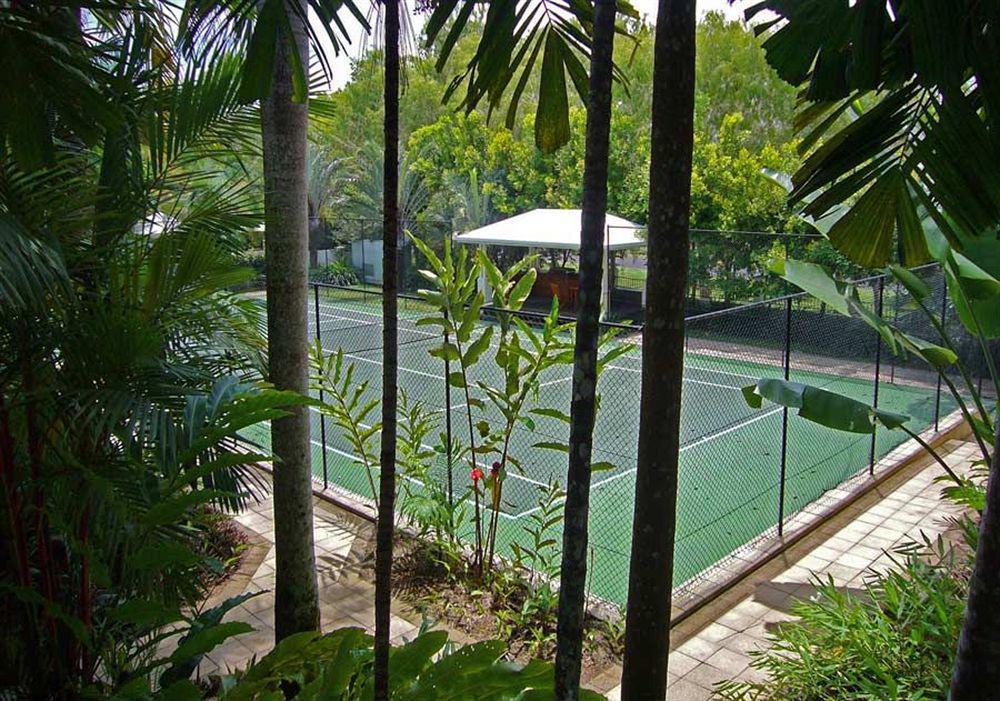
[499,480,566,656]
[310,260,360,286]
[212,627,608,700]
[397,391,469,552]
[312,346,383,504]
[716,532,971,701]
[410,233,634,581]
[472,261,576,569]
[408,234,492,573]
[742,250,997,492]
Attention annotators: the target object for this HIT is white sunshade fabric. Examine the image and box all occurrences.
[452,208,645,251]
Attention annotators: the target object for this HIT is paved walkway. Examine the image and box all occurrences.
[194,437,975,698]
[195,497,419,677]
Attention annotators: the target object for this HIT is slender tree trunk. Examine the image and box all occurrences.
[620,0,696,697]
[261,0,320,641]
[553,2,616,698]
[374,0,400,698]
[950,422,1000,699]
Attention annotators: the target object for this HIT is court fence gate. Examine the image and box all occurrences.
[286,263,992,607]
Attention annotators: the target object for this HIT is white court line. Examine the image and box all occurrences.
[610,351,763,383]
[587,405,785,492]
[260,418,521,522]
[540,375,572,387]
[316,303,430,328]
[336,350,442,381]
[509,404,786,518]
[315,309,439,344]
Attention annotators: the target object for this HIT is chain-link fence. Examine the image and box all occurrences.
[312,219,844,323]
[246,262,993,609]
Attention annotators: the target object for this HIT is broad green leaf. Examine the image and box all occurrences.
[743,378,913,435]
[389,630,449,691]
[169,621,253,664]
[110,599,184,628]
[158,680,202,701]
[534,441,569,453]
[508,269,537,310]
[463,326,494,366]
[429,342,461,362]
[535,33,570,153]
[888,264,930,302]
[770,258,851,315]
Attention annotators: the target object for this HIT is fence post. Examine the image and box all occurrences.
[869,277,884,474]
[360,221,367,286]
[314,283,329,490]
[444,310,454,517]
[889,278,900,383]
[934,281,948,430]
[778,296,792,536]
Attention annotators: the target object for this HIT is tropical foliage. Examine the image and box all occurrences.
[202,627,606,700]
[0,5,311,694]
[716,531,973,701]
[747,0,1000,267]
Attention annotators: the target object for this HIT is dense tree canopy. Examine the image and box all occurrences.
[311,13,801,233]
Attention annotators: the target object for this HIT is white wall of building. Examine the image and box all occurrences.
[350,239,383,283]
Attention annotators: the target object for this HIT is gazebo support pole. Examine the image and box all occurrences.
[599,239,610,322]
[477,245,493,305]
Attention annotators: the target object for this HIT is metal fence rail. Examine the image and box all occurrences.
[284,263,992,607]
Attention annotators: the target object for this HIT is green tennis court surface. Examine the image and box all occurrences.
[243,291,951,605]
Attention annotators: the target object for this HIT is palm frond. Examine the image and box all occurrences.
[426,0,635,152]
[748,0,1000,266]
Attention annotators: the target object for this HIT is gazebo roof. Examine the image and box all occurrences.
[453,208,645,251]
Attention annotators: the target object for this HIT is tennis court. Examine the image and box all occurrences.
[243,287,949,605]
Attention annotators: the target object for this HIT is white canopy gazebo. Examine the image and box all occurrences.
[452,208,645,320]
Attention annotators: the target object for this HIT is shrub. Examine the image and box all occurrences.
[310,260,359,286]
[715,528,973,701]
[234,250,267,287]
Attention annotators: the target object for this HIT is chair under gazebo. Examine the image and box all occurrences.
[452,208,646,322]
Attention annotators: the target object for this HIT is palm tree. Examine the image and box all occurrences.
[553,1,618,698]
[0,7,285,691]
[345,143,430,224]
[179,0,367,645]
[260,0,320,640]
[307,145,350,267]
[374,0,401,697]
[743,1,1000,269]
[619,0,697,697]
[424,0,628,154]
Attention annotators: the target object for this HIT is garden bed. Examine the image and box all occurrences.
[383,535,625,685]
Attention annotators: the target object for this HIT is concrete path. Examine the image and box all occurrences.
[194,497,419,678]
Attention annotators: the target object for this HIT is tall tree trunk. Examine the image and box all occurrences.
[620,0,696,697]
[261,0,320,641]
[553,1,616,698]
[374,0,400,698]
[950,422,1000,699]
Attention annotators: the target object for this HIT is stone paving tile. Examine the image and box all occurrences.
[193,493,423,679]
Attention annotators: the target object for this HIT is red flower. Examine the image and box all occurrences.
[491,461,501,477]
[470,467,484,482]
